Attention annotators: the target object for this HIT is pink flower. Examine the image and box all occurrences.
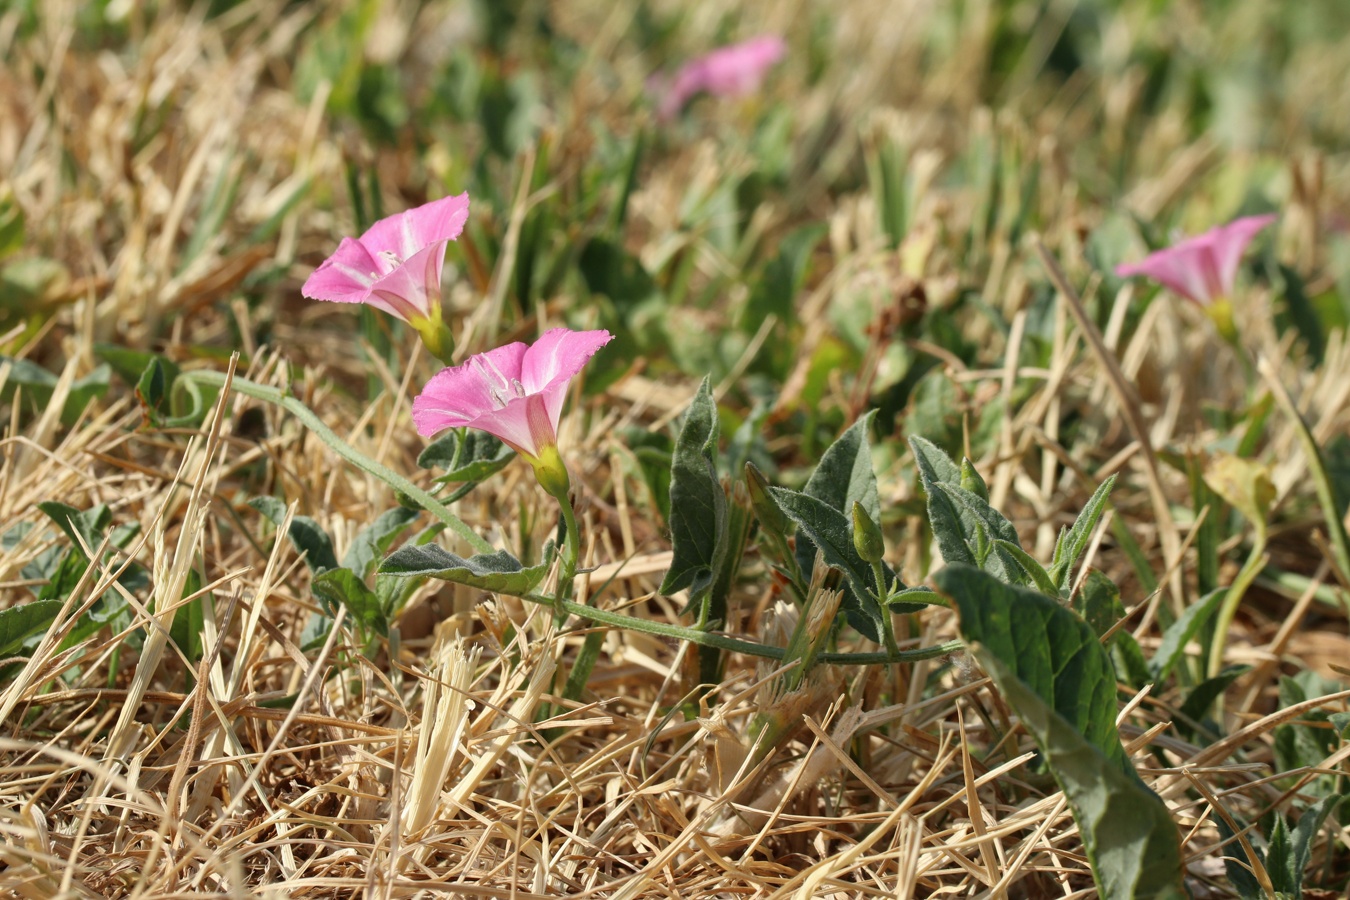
[653,35,787,120]
[302,193,470,324]
[412,328,614,460]
[1114,214,1277,306]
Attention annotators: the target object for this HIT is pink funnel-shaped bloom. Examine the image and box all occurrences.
[1115,214,1277,306]
[412,328,614,459]
[654,35,787,120]
[302,193,470,323]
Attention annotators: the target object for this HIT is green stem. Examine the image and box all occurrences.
[870,559,899,657]
[519,591,962,665]
[1208,536,1268,679]
[183,370,493,555]
[556,493,580,608]
[1261,358,1350,598]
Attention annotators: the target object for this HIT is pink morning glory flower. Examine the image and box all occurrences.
[302,193,469,361]
[1114,214,1277,307]
[653,35,787,120]
[412,328,613,494]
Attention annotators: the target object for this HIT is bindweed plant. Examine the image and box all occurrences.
[8,4,1350,897]
[169,191,1192,894]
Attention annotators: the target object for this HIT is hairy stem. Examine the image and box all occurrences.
[521,591,961,665]
[183,370,493,554]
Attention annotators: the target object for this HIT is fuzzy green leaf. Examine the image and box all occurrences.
[972,649,1188,899]
[0,600,64,658]
[1049,475,1117,589]
[249,496,339,573]
[1073,568,1126,641]
[379,544,553,597]
[342,507,419,579]
[770,486,891,641]
[417,430,515,484]
[659,377,727,600]
[1150,588,1225,682]
[796,411,881,578]
[994,539,1059,596]
[311,567,387,637]
[946,563,1187,898]
[910,436,1023,582]
[940,565,1127,770]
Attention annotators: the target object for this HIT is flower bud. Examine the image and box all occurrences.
[745,462,789,538]
[960,457,988,500]
[529,444,571,499]
[851,501,885,564]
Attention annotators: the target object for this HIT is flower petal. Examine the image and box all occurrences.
[362,193,471,267]
[653,35,786,118]
[301,237,379,303]
[519,328,615,395]
[697,35,787,97]
[411,341,530,437]
[363,241,449,321]
[1209,214,1276,297]
[1117,245,1212,305]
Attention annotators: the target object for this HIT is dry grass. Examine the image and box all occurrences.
[2,1,1350,897]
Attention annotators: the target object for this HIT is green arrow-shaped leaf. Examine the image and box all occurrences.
[938,565,1187,900]
[380,544,553,597]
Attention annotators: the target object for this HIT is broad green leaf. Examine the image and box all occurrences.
[380,543,553,597]
[94,344,164,385]
[769,487,896,640]
[248,496,339,573]
[1274,672,1341,798]
[910,436,1023,582]
[0,257,68,312]
[311,567,386,637]
[939,565,1128,771]
[341,507,419,579]
[1215,816,1262,900]
[374,521,445,620]
[977,648,1187,898]
[1073,569,1126,641]
[1281,794,1344,896]
[658,378,727,600]
[1178,666,1250,739]
[1266,816,1294,898]
[299,613,332,653]
[0,600,64,657]
[1111,630,1153,689]
[417,430,515,484]
[930,481,1022,582]
[1235,794,1344,900]
[37,502,111,558]
[994,539,1058,596]
[910,434,964,489]
[1049,475,1117,589]
[796,411,881,579]
[958,628,1188,898]
[1150,588,1225,682]
[135,357,178,425]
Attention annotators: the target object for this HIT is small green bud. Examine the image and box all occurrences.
[960,457,988,500]
[1206,297,1237,345]
[745,462,789,538]
[529,444,571,499]
[411,310,457,366]
[851,501,885,564]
